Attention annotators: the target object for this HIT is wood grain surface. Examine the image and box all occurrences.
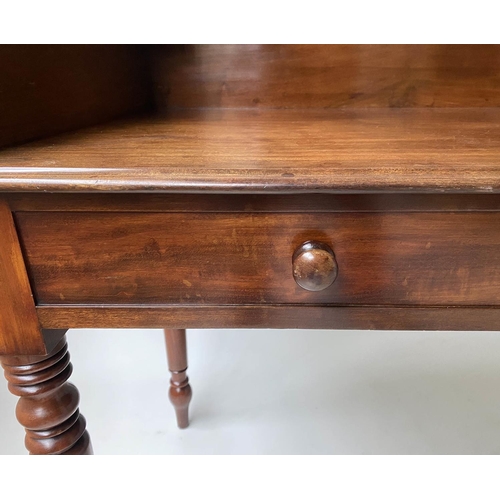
[5,193,500,213]
[150,45,500,109]
[0,45,152,149]
[0,335,93,454]
[36,305,500,332]
[14,211,500,307]
[164,328,191,429]
[0,200,45,354]
[1,108,500,193]
[3,44,500,454]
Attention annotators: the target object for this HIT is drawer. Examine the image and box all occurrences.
[15,211,500,306]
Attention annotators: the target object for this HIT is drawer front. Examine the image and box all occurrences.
[15,211,500,306]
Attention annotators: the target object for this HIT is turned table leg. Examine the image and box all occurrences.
[0,334,93,455]
[164,328,192,429]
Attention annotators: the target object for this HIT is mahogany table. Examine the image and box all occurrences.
[1,44,500,454]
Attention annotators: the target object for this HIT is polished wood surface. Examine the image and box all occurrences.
[35,305,500,332]
[150,45,500,109]
[0,200,44,355]
[164,329,192,429]
[14,211,500,307]
[2,45,500,454]
[292,241,338,292]
[0,108,500,192]
[0,45,152,149]
[6,192,500,213]
[0,335,92,454]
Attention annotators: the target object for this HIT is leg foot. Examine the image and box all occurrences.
[164,328,192,429]
[0,335,93,455]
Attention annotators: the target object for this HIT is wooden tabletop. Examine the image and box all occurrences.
[0,108,499,193]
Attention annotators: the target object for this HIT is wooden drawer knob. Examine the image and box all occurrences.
[292,241,338,291]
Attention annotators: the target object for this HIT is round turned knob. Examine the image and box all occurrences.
[292,241,338,291]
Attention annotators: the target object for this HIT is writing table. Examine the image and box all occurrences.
[1,45,500,454]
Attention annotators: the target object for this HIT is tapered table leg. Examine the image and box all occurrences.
[164,328,192,429]
[0,335,93,455]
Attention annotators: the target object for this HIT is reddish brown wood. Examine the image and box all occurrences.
[2,45,500,453]
[0,335,93,454]
[0,200,45,355]
[0,45,152,149]
[6,192,500,213]
[164,329,192,429]
[35,304,500,332]
[42,329,69,355]
[150,45,500,109]
[1,109,500,193]
[292,241,338,292]
[14,211,500,307]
